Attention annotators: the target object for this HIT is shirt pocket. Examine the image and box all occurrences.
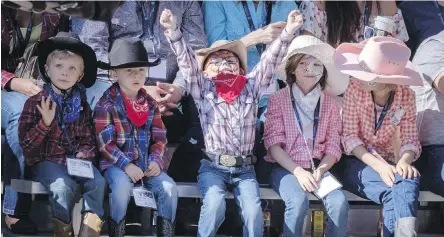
[239,93,257,127]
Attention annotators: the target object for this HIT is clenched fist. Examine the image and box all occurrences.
[285,10,304,35]
[160,8,177,31]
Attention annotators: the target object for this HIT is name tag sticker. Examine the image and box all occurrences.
[313,172,342,199]
[132,186,157,209]
[66,158,94,179]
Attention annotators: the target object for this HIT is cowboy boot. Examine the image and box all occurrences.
[156,216,175,237]
[394,217,419,237]
[52,218,73,237]
[78,212,104,237]
[107,218,125,237]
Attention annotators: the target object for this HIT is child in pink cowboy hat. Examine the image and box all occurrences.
[331,36,423,237]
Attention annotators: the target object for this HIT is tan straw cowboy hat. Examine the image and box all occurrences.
[196,40,248,72]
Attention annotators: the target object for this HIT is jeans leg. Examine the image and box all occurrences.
[144,171,178,222]
[322,189,349,237]
[338,158,419,237]
[197,161,228,237]
[232,167,263,237]
[77,166,106,219]
[269,167,309,237]
[33,161,79,224]
[415,146,444,197]
[104,165,134,223]
[85,80,112,110]
[1,91,29,215]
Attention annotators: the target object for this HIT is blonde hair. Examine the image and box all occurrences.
[46,50,84,71]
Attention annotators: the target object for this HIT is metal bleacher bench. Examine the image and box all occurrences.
[10,179,444,202]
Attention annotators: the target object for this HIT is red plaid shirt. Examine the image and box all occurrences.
[18,89,97,166]
[342,80,421,163]
[1,9,62,89]
[264,87,342,168]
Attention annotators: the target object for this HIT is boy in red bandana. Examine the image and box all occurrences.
[160,9,303,237]
[94,38,177,236]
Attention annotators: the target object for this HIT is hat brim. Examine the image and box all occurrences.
[334,42,423,86]
[97,58,161,70]
[196,41,248,72]
[276,43,350,96]
[38,37,97,88]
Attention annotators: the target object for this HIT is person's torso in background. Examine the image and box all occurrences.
[204,0,297,72]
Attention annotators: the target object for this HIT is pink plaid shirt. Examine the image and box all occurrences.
[168,29,293,156]
[263,87,342,168]
[342,80,421,163]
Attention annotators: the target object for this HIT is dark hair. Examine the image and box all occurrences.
[325,2,380,47]
[284,54,328,89]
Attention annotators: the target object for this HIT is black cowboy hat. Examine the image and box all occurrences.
[97,38,161,70]
[37,32,97,88]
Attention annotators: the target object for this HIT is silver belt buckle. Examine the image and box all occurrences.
[220,155,237,167]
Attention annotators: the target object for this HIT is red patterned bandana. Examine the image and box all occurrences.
[121,89,149,127]
[212,73,247,104]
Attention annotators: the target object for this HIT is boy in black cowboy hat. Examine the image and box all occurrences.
[17,32,106,237]
[94,38,177,237]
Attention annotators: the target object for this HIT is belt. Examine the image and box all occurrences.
[204,152,257,167]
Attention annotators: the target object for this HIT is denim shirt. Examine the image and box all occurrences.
[202,0,298,72]
[72,1,208,83]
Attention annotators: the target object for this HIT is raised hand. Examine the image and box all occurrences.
[160,8,177,31]
[285,10,304,35]
[257,21,286,44]
[36,96,56,127]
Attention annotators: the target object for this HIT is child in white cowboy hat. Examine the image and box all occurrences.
[18,32,106,237]
[264,35,350,237]
[332,36,423,237]
[160,8,303,237]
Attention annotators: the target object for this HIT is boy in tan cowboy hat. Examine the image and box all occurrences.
[160,8,303,237]
[332,36,423,237]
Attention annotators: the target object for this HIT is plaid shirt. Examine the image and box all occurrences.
[342,80,421,163]
[94,83,167,172]
[263,87,342,168]
[1,9,62,89]
[170,29,293,156]
[18,89,97,166]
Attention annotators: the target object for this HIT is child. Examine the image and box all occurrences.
[264,35,350,237]
[333,36,423,236]
[18,32,106,237]
[160,8,303,237]
[94,38,178,237]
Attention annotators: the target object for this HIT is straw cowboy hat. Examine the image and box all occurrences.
[276,35,350,96]
[334,36,423,86]
[195,40,248,72]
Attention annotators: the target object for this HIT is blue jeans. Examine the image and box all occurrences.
[197,159,263,237]
[270,167,349,237]
[335,157,419,237]
[33,161,106,224]
[1,91,29,215]
[415,145,444,197]
[104,165,178,223]
[85,80,112,110]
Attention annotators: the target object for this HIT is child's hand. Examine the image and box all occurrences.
[76,152,87,158]
[285,10,304,35]
[145,162,161,177]
[36,96,56,127]
[124,163,144,183]
[160,9,177,31]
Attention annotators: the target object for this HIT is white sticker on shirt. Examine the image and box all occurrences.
[390,105,405,126]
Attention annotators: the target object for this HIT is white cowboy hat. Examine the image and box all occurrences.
[195,40,248,73]
[276,35,350,96]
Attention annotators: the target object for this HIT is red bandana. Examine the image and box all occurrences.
[212,73,247,104]
[121,89,149,127]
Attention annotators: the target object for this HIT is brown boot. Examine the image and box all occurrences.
[78,212,104,237]
[52,218,73,237]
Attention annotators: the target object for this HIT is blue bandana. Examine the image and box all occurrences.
[44,83,84,125]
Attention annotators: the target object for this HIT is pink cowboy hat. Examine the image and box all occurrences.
[334,36,423,86]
